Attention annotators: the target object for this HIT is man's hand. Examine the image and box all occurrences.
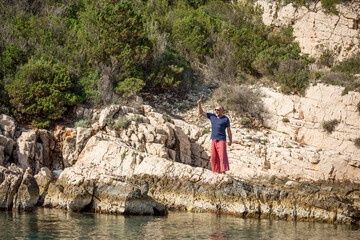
[197,97,207,118]
[227,127,232,146]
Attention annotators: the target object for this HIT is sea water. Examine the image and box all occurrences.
[0,208,359,240]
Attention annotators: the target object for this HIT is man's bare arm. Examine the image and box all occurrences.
[227,127,232,146]
[197,97,207,118]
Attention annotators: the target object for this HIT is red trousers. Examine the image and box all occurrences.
[211,140,230,172]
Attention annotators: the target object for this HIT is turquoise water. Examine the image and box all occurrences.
[0,208,359,240]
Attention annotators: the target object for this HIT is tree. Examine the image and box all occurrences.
[7,57,79,127]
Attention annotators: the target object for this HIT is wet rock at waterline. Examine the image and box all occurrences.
[43,133,167,216]
[42,133,359,224]
[13,168,39,211]
[0,164,39,211]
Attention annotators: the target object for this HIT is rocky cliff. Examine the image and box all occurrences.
[0,84,359,224]
[257,0,360,62]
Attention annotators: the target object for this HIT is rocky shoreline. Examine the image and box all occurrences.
[0,84,359,225]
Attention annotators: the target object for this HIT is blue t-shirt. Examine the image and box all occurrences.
[207,113,230,141]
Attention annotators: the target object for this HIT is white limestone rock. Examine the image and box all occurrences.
[0,114,16,139]
[15,130,37,170]
[13,167,39,211]
[256,0,360,62]
[0,164,23,209]
[34,167,53,204]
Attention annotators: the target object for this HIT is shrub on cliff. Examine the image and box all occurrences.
[79,0,151,97]
[332,52,360,74]
[7,57,79,127]
[282,0,341,14]
[274,58,310,94]
[212,84,263,120]
[169,8,214,61]
[320,72,359,93]
[74,119,90,128]
[322,119,339,133]
[355,137,360,149]
[317,48,336,68]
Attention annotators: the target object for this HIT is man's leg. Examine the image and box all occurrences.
[218,140,229,172]
[211,140,220,172]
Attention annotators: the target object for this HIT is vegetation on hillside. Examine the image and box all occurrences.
[0,0,357,128]
[281,0,343,14]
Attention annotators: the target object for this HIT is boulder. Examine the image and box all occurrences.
[45,132,168,215]
[13,168,39,211]
[44,166,94,211]
[15,129,52,172]
[0,114,16,139]
[97,105,121,129]
[15,130,37,170]
[62,127,92,168]
[34,167,53,204]
[174,126,192,165]
[0,164,23,210]
[0,164,39,211]
[0,135,15,166]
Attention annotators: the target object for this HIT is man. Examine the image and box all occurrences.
[197,97,232,173]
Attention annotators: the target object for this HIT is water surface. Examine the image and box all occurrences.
[0,208,359,239]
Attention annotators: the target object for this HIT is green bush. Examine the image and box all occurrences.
[130,115,143,123]
[252,27,302,75]
[355,137,360,149]
[169,8,214,61]
[0,45,27,79]
[202,127,210,135]
[6,57,79,127]
[187,0,209,8]
[74,119,90,128]
[88,0,151,71]
[0,0,319,116]
[281,0,340,14]
[320,72,354,86]
[320,0,340,14]
[332,52,360,74]
[146,44,191,89]
[320,72,359,93]
[274,59,309,94]
[115,77,146,98]
[113,116,131,130]
[282,118,290,123]
[317,48,336,68]
[322,119,339,133]
[79,0,151,97]
[220,4,311,79]
[240,117,252,128]
[107,116,131,130]
[77,71,101,105]
[163,114,172,122]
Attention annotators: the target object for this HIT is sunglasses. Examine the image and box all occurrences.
[214,108,222,111]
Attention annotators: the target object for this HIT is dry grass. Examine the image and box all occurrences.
[212,84,264,121]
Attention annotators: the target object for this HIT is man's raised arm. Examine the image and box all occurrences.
[197,97,207,118]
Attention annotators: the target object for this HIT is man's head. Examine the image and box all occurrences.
[215,105,224,117]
